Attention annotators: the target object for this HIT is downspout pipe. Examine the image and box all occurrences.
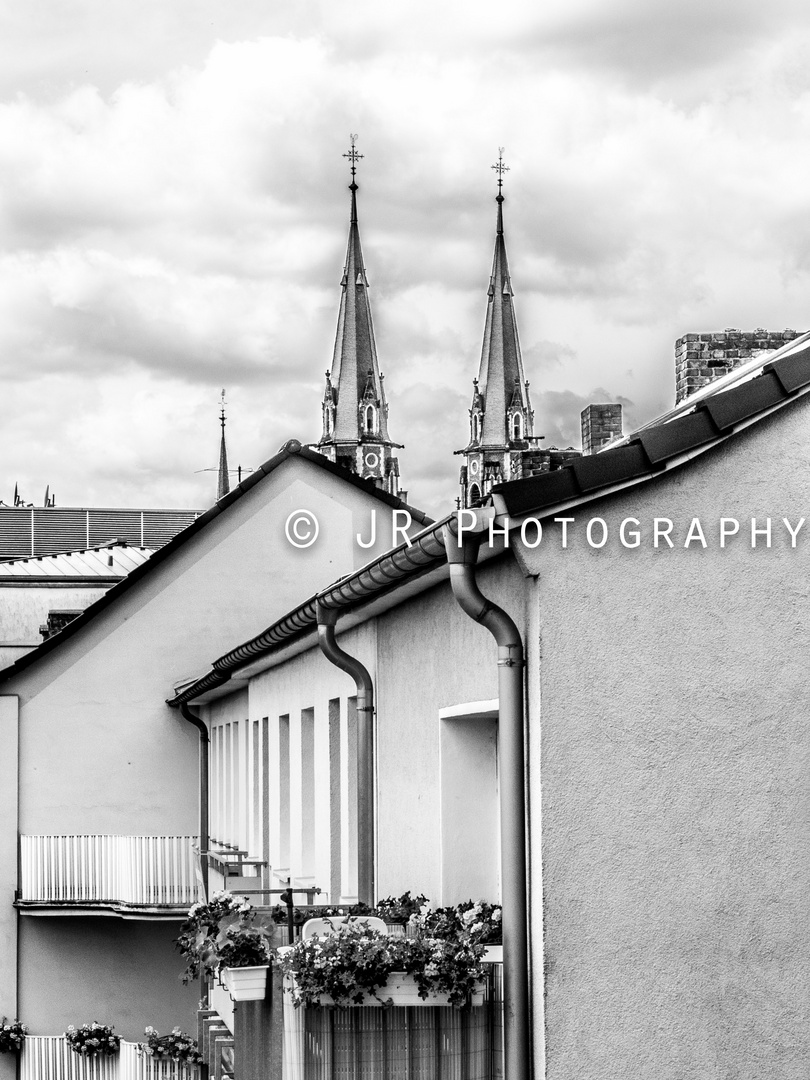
[443,524,531,1080]
[316,603,375,906]
[179,703,209,899]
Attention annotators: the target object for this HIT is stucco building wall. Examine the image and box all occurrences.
[204,556,523,910]
[18,918,198,1039]
[514,397,810,1079]
[1,454,421,1035]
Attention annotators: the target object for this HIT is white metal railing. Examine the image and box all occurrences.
[20,835,201,907]
[20,1038,199,1080]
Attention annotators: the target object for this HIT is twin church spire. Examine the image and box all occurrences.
[457,149,536,507]
[317,140,537,508]
[317,136,403,497]
[216,142,540,507]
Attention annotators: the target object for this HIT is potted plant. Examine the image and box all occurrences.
[176,890,255,983]
[176,890,274,1000]
[217,923,274,1000]
[137,1025,205,1066]
[0,1018,26,1054]
[65,1022,120,1057]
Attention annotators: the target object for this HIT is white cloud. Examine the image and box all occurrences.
[0,4,809,513]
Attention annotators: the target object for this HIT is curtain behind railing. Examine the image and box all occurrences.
[284,964,503,1080]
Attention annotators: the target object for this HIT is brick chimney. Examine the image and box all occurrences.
[675,328,803,404]
[581,404,623,455]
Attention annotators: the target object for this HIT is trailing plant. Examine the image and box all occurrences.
[374,892,430,923]
[409,900,502,945]
[137,1026,205,1066]
[0,1018,26,1054]
[277,917,485,1009]
[65,1022,120,1057]
[176,890,273,982]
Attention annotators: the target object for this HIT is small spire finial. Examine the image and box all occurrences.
[492,147,509,200]
[217,389,230,501]
[344,134,363,191]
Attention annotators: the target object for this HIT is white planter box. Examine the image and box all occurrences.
[315,972,485,1008]
[482,945,503,963]
[221,964,269,1001]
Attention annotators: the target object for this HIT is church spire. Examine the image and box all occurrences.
[457,150,536,507]
[217,389,230,501]
[318,136,403,496]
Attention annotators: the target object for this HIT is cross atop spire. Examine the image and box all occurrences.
[492,147,509,198]
[343,134,363,191]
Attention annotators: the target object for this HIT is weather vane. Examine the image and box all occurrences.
[492,147,509,192]
[343,134,363,182]
[219,388,227,431]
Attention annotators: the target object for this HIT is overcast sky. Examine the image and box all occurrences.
[1,0,810,515]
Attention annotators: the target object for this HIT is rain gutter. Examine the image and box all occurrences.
[179,703,209,899]
[442,520,531,1080]
[316,604,375,905]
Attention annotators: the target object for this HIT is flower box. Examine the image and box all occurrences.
[482,945,503,964]
[221,964,269,1001]
[314,972,485,1008]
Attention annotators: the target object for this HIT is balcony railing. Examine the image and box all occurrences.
[19,835,201,914]
[284,959,503,1080]
[20,1038,200,1080]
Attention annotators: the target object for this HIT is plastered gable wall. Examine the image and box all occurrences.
[0,457,421,1038]
[6,456,418,834]
[513,396,810,1079]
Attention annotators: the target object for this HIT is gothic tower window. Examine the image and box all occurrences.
[364,404,376,433]
[472,413,480,442]
[512,413,523,441]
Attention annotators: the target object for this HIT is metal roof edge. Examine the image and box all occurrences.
[168,515,513,709]
[491,352,810,521]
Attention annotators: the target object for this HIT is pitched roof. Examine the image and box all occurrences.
[0,441,432,684]
[490,332,810,518]
[0,542,155,581]
[168,331,810,707]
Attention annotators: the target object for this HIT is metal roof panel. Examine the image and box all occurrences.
[571,443,651,493]
[765,341,810,393]
[492,468,581,517]
[702,372,786,432]
[638,410,719,464]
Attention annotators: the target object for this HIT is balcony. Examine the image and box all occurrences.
[20,1037,201,1079]
[283,959,503,1080]
[18,834,201,918]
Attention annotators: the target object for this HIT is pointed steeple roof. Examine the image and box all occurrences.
[217,390,230,501]
[476,151,531,447]
[324,137,393,446]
